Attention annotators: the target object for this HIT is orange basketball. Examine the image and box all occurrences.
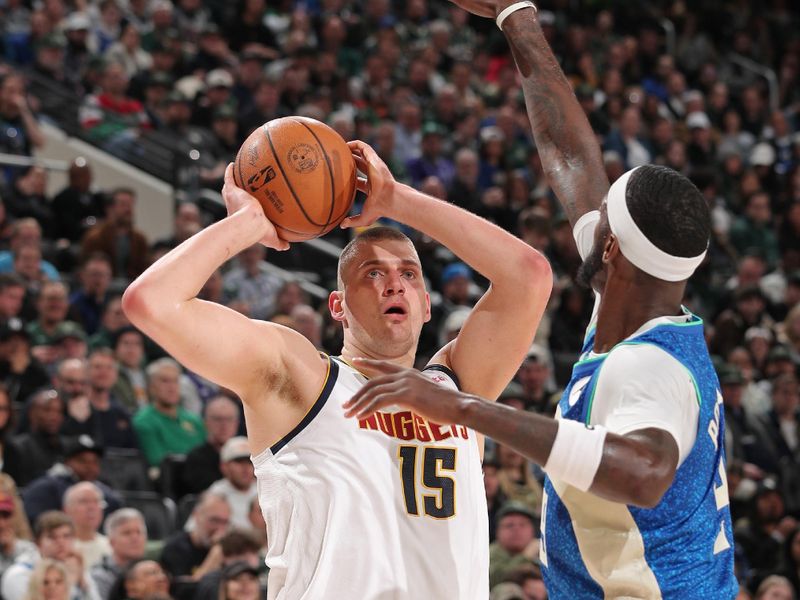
[233,116,357,242]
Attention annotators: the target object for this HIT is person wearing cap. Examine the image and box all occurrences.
[0,273,25,326]
[26,281,86,369]
[207,437,256,530]
[686,111,716,168]
[711,284,772,359]
[343,3,737,597]
[51,160,106,245]
[0,315,51,409]
[406,122,455,188]
[0,72,44,175]
[489,581,525,600]
[63,12,96,89]
[109,326,148,413]
[68,254,113,337]
[30,32,69,90]
[717,363,759,467]
[730,191,780,269]
[489,502,538,588]
[110,558,172,600]
[197,103,240,189]
[21,434,122,526]
[516,343,557,414]
[218,560,261,600]
[191,69,236,130]
[104,23,153,79]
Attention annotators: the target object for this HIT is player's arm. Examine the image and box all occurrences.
[343,360,680,508]
[122,165,325,402]
[347,141,552,399]
[452,0,607,226]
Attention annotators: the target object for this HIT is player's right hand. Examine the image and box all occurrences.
[223,163,289,251]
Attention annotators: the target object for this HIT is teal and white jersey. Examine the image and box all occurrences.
[540,312,738,599]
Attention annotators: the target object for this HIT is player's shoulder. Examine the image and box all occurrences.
[604,342,687,383]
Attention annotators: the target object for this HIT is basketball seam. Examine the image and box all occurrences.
[294,118,337,235]
[263,123,329,228]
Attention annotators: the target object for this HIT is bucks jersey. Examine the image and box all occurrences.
[540,313,738,599]
[252,356,489,600]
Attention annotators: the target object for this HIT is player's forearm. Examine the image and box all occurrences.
[390,183,550,289]
[500,9,607,227]
[123,206,268,319]
[461,399,671,507]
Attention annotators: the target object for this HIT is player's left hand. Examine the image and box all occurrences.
[340,140,398,228]
[343,359,472,425]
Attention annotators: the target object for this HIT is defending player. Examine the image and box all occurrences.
[342,1,738,598]
[122,141,552,597]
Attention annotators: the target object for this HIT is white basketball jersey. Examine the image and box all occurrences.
[252,356,489,600]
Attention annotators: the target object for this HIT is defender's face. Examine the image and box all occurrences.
[337,240,430,357]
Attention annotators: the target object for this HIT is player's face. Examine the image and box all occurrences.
[335,240,430,357]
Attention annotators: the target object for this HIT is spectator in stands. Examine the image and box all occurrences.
[713,285,773,358]
[217,561,261,600]
[181,395,239,495]
[105,23,152,78]
[731,191,781,270]
[69,254,113,336]
[1,510,101,600]
[109,558,171,600]
[208,437,256,530]
[0,219,59,280]
[62,482,111,569]
[132,357,205,466]
[87,295,129,351]
[90,508,146,600]
[778,527,800,597]
[483,457,507,542]
[79,60,152,151]
[23,558,72,600]
[11,389,65,486]
[0,72,44,170]
[3,166,54,236]
[27,281,84,368]
[754,575,795,600]
[0,274,25,325]
[406,122,455,188]
[0,488,35,579]
[194,529,263,600]
[489,503,539,589]
[55,189,103,268]
[62,349,137,448]
[516,344,557,414]
[238,79,282,142]
[289,304,324,349]
[501,564,547,600]
[160,491,230,579]
[81,188,149,281]
[0,387,24,483]
[13,244,51,304]
[110,326,147,413]
[62,12,95,93]
[448,148,482,212]
[27,32,71,102]
[193,68,236,129]
[222,244,283,321]
[153,202,202,252]
[198,104,239,188]
[22,434,122,525]
[495,443,543,512]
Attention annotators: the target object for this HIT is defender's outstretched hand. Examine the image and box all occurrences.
[343,359,473,425]
[222,163,289,251]
[340,140,398,229]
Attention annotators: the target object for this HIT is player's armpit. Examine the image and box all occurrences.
[591,428,680,509]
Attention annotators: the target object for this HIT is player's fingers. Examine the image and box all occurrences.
[344,383,404,418]
[347,140,368,154]
[343,377,401,409]
[355,177,369,193]
[224,163,234,186]
[353,155,370,174]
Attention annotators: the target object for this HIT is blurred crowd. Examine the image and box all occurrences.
[0,0,796,599]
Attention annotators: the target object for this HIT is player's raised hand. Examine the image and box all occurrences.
[340,140,398,229]
[342,359,472,425]
[222,163,289,251]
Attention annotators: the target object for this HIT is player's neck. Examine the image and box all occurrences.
[594,281,684,353]
[340,342,415,377]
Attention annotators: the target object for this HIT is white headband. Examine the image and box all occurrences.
[606,167,706,282]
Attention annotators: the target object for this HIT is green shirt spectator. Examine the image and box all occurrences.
[729,191,780,269]
[489,503,540,588]
[132,358,206,466]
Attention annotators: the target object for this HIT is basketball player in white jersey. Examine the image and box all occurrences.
[122,140,552,598]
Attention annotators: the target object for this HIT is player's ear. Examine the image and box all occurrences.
[329,290,346,323]
[602,234,619,263]
[423,292,431,323]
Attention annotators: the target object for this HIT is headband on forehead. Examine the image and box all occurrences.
[606,167,706,282]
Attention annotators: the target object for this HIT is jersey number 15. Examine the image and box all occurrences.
[398,446,457,519]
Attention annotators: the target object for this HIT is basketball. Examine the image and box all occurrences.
[233,116,357,242]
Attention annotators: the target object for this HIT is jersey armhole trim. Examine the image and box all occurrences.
[270,355,340,455]
[423,363,461,391]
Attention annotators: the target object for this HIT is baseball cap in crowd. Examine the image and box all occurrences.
[54,322,87,344]
[744,326,773,344]
[0,492,14,514]
[496,501,538,525]
[686,112,711,130]
[490,582,526,600]
[222,561,259,581]
[35,32,67,51]
[525,343,550,364]
[717,364,744,386]
[221,436,250,463]
[480,126,505,144]
[750,143,776,167]
[421,122,446,138]
[146,71,174,89]
[64,12,91,32]
[0,318,29,342]
[766,345,792,364]
[206,69,234,89]
[164,90,191,105]
[498,381,525,403]
[441,262,472,286]
[213,104,238,121]
[65,434,104,460]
